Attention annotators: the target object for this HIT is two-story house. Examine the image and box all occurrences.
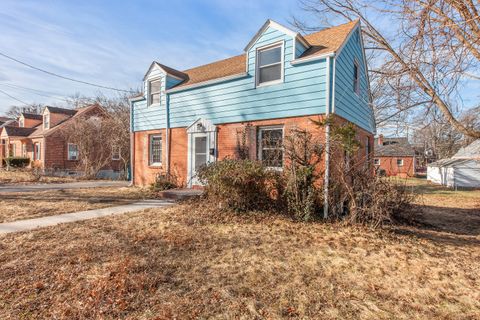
[130,19,375,187]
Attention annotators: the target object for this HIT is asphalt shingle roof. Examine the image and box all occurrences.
[374,137,416,157]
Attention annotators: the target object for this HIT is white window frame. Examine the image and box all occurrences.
[255,41,284,88]
[258,126,284,170]
[19,118,24,128]
[397,158,404,167]
[22,144,27,157]
[149,134,162,166]
[43,114,50,130]
[353,59,360,95]
[374,158,380,165]
[34,142,41,161]
[67,143,79,161]
[148,78,162,107]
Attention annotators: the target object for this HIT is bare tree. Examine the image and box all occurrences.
[6,103,45,118]
[296,0,480,138]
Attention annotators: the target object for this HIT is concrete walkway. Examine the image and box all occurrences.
[0,180,129,193]
[0,199,174,235]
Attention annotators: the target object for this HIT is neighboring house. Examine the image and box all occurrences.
[0,105,121,177]
[0,116,17,163]
[427,139,480,188]
[374,135,417,177]
[130,19,375,187]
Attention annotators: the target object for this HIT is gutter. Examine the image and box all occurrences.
[166,73,249,93]
[290,52,335,66]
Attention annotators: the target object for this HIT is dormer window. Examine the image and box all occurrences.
[19,118,24,127]
[43,114,50,130]
[256,43,283,86]
[148,79,161,106]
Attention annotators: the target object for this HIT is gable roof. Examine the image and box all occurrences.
[0,116,12,123]
[374,137,416,157]
[146,20,359,90]
[2,126,37,137]
[45,106,77,116]
[30,104,101,138]
[143,62,188,81]
[452,139,480,159]
[244,19,310,51]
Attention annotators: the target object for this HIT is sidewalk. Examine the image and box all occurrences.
[0,181,129,193]
[0,199,174,235]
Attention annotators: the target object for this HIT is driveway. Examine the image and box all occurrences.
[0,180,130,193]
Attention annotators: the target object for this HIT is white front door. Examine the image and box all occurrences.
[190,133,208,185]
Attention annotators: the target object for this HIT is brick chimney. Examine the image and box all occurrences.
[378,134,384,146]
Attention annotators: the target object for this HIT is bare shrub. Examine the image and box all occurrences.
[317,119,416,227]
[150,172,178,191]
[283,128,324,221]
[197,158,282,212]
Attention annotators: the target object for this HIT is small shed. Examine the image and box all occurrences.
[427,140,480,188]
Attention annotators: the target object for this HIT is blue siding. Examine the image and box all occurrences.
[133,65,167,132]
[163,26,327,129]
[334,29,374,133]
[295,39,308,59]
[166,76,183,89]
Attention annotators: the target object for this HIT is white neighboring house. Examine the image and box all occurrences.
[427,140,480,188]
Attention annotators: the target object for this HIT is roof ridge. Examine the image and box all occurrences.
[182,54,245,73]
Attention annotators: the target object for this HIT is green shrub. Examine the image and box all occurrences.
[197,159,281,212]
[5,157,30,168]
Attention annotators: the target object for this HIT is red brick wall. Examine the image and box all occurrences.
[374,156,415,177]
[132,114,374,187]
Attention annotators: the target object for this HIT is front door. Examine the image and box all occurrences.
[191,133,208,185]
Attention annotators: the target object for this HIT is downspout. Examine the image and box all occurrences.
[323,56,332,219]
[129,100,135,186]
[165,93,170,175]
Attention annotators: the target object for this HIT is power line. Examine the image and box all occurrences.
[0,88,28,105]
[0,82,70,102]
[0,51,135,94]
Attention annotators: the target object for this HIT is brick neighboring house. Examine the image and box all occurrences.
[373,135,418,177]
[0,105,122,177]
[130,19,376,187]
[0,116,17,162]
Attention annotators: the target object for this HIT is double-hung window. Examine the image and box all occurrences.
[43,114,50,129]
[374,158,380,166]
[397,159,404,167]
[34,143,41,160]
[149,135,162,166]
[68,143,79,160]
[353,60,360,95]
[258,126,283,169]
[256,44,283,86]
[148,79,161,106]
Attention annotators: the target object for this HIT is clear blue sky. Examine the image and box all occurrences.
[0,0,312,114]
[0,0,478,132]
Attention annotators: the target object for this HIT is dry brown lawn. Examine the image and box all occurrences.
[0,181,479,319]
[0,169,77,184]
[0,187,153,223]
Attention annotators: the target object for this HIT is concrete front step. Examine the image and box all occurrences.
[157,188,203,200]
